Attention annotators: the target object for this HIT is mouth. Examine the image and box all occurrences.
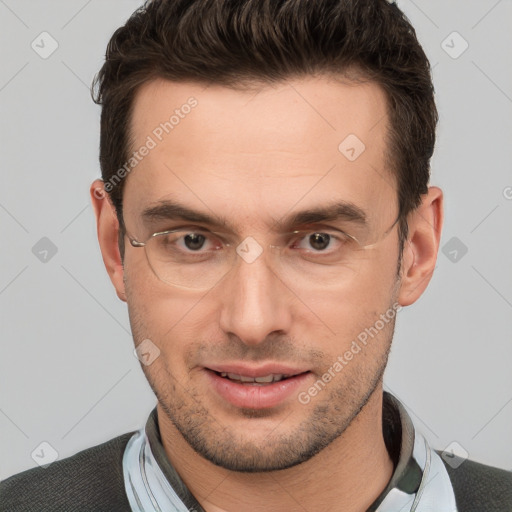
[216,372,296,384]
[204,365,312,409]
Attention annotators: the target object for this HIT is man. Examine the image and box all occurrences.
[1,0,510,510]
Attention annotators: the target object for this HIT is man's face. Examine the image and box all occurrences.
[121,76,402,471]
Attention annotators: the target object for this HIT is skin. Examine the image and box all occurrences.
[91,76,443,512]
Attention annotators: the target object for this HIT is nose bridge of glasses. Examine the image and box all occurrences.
[201,235,281,292]
[229,234,281,269]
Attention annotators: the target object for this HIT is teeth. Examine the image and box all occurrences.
[219,372,288,383]
[254,375,275,383]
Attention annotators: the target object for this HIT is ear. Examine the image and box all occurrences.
[90,179,126,302]
[398,186,443,307]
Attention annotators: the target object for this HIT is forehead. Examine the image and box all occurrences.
[124,76,396,230]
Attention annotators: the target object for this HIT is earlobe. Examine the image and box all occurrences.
[398,186,443,307]
[90,179,127,302]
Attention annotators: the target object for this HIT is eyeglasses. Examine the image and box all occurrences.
[126,216,400,290]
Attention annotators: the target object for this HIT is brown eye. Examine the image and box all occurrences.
[183,233,207,251]
[308,233,331,251]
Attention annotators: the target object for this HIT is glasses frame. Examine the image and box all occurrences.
[125,214,402,287]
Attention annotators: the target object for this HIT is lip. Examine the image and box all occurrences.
[204,365,312,409]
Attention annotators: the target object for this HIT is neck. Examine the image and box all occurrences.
[158,385,394,512]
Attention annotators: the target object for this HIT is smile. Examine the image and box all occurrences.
[218,372,293,384]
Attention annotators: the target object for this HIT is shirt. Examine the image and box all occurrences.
[122,391,458,511]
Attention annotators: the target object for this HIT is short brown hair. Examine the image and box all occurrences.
[92,0,438,259]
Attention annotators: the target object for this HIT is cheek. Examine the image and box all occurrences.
[124,264,218,368]
[358,238,401,294]
[319,255,399,340]
[124,259,187,338]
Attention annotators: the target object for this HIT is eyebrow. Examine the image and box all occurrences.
[141,198,368,232]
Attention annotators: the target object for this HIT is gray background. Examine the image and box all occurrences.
[1,0,511,481]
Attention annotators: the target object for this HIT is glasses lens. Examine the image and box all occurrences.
[145,229,235,289]
[143,223,396,290]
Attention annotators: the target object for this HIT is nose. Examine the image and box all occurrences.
[218,246,293,347]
